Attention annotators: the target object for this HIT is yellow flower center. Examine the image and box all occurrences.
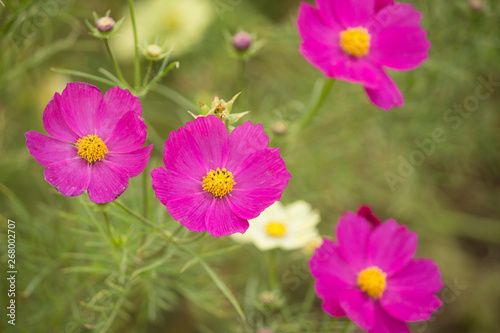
[340,27,371,57]
[202,168,236,198]
[265,222,287,238]
[76,134,108,163]
[357,266,387,298]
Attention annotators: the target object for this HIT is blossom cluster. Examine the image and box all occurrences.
[24,0,443,331]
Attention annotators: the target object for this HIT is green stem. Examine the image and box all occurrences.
[341,319,351,333]
[141,61,154,90]
[114,200,160,231]
[128,0,141,89]
[103,211,120,247]
[104,39,130,89]
[298,78,335,129]
[268,249,279,291]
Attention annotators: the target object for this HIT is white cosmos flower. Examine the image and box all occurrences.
[112,0,214,60]
[231,200,320,251]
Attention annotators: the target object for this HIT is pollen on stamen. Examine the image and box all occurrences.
[357,266,387,298]
[340,27,371,57]
[76,134,109,163]
[202,167,236,198]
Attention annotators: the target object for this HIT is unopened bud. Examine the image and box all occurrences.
[146,45,163,58]
[468,0,485,11]
[258,290,278,305]
[257,328,275,333]
[96,17,115,32]
[232,31,252,52]
[271,120,288,136]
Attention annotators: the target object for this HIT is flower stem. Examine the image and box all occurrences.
[268,249,279,291]
[141,61,154,90]
[128,0,141,89]
[103,211,120,247]
[298,78,336,129]
[104,39,129,89]
[341,319,351,333]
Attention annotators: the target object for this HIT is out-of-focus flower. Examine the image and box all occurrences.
[151,116,291,237]
[26,83,153,203]
[310,209,443,332]
[297,0,431,110]
[112,0,214,60]
[231,201,320,250]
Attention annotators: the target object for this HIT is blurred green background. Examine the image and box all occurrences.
[1,0,499,332]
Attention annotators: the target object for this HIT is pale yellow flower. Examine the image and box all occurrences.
[112,0,214,61]
[231,201,320,251]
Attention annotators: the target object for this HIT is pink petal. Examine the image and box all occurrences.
[59,82,102,137]
[367,219,417,275]
[381,258,443,321]
[370,302,410,333]
[299,40,346,78]
[227,188,284,220]
[297,3,340,44]
[87,160,129,203]
[184,115,229,170]
[104,111,147,153]
[163,126,207,180]
[151,167,209,233]
[106,145,153,178]
[225,121,269,172]
[336,212,372,271]
[375,0,394,12]
[26,131,77,166]
[232,148,291,191]
[331,58,382,88]
[339,288,375,330]
[388,259,444,294]
[364,68,403,110]
[315,276,349,317]
[370,26,430,70]
[310,239,356,284]
[44,157,90,197]
[328,0,374,28]
[205,197,249,237]
[95,86,142,141]
[42,93,79,143]
[151,168,203,204]
[381,289,442,322]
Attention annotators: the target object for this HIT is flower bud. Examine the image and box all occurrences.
[232,31,252,52]
[96,17,115,32]
[146,45,163,58]
[468,0,485,11]
[271,120,288,136]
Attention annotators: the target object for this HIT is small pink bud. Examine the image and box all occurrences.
[232,31,252,52]
[96,17,115,32]
[468,0,485,11]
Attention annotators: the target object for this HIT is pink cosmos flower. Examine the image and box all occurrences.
[297,0,431,110]
[151,115,291,237]
[310,209,443,333]
[26,82,153,204]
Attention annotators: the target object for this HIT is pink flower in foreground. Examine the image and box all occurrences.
[151,115,291,237]
[310,209,443,333]
[297,0,431,110]
[26,82,153,204]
